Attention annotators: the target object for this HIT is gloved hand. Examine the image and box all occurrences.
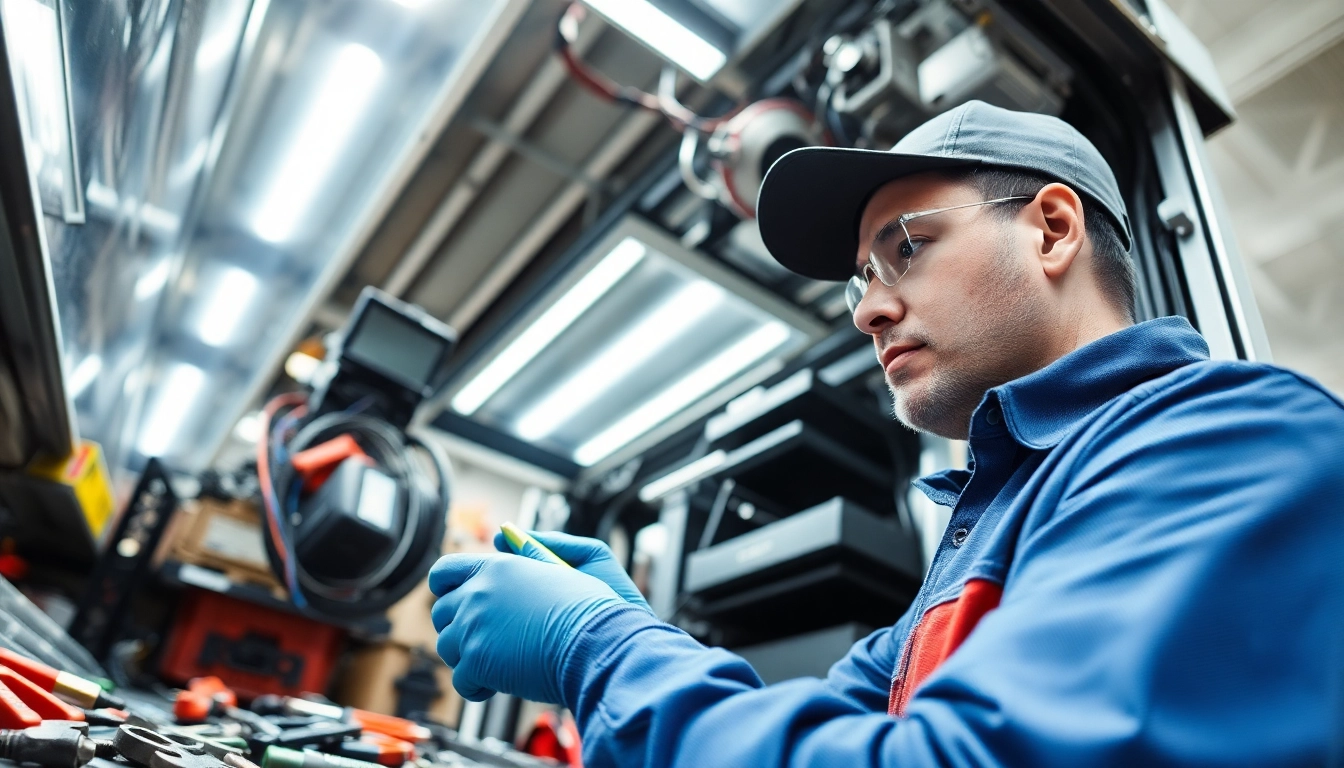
[493,529,653,614]
[429,553,626,704]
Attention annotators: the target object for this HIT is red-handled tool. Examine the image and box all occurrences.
[0,667,83,725]
[253,697,431,743]
[0,680,39,730]
[332,732,415,766]
[174,676,238,723]
[0,649,124,711]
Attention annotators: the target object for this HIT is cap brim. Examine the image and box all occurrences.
[757,147,979,282]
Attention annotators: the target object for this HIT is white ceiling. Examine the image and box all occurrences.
[1166,0,1344,393]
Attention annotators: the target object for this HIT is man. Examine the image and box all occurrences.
[429,101,1344,766]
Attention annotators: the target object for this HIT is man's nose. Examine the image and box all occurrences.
[852,281,903,335]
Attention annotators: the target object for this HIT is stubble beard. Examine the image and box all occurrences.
[885,241,1047,439]
[887,349,1004,439]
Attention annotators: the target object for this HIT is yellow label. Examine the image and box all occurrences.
[27,440,115,538]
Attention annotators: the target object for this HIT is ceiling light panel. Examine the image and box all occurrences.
[580,0,807,83]
[99,0,506,473]
[583,0,727,81]
[450,218,821,467]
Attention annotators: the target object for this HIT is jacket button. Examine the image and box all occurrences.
[952,527,969,547]
[986,408,1001,425]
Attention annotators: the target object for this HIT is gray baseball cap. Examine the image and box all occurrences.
[756,100,1133,282]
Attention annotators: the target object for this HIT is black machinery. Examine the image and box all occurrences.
[257,288,456,619]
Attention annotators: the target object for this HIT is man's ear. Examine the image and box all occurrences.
[1027,183,1086,279]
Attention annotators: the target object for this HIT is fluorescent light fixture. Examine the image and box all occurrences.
[137,362,206,457]
[452,238,646,415]
[284,350,322,384]
[233,410,264,443]
[638,449,727,502]
[5,0,61,154]
[514,280,724,441]
[135,259,171,300]
[196,266,258,347]
[252,43,384,243]
[584,0,728,81]
[67,354,101,398]
[387,0,429,6]
[575,321,791,466]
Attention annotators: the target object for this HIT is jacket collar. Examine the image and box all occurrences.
[994,316,1209,450]
[913,317,1209,503]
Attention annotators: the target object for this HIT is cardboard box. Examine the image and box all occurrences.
[335,642,461,726]
[168,498,281,592]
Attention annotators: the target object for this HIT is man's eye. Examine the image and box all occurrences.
[899,238,928,259]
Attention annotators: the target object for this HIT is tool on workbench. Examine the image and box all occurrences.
[251,697,430,743]
[171,677,240,724]
[114,724,235,768]
[80,710,126,727]
[171,678,281,736]
[0,667,85,727]
[245,720,360,756]
[260,746,381,768]
[330,732,414,766]
[0,647,125,713]
[123,717,244,761]
[0,720,98,768]
[498,524,572,569]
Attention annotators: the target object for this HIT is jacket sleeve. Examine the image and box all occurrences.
[821,617,909,712]
[558,368,1344,767]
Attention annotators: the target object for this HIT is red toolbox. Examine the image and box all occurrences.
[159,588,344,700]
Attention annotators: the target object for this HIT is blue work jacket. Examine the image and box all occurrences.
[559,317,1344,767]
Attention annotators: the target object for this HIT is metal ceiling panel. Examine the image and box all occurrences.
[447,215,824,467]
[36,0,521,481]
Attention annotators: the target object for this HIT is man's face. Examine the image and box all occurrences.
[852,175,1054,439]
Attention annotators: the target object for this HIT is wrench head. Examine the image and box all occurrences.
[113,726,223,768]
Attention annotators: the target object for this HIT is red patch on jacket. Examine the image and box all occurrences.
[888,578,1003,716]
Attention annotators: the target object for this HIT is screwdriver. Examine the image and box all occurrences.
[262,746,381,768]
[0,649,125,711]
[499,523,573,568]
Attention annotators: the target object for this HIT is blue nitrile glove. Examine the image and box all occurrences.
[493,529,653,614]
[429,552,627,704]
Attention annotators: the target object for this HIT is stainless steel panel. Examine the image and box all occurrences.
[39,0,508,484]
[0,2,75,466]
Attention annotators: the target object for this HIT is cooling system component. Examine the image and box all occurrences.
[825,0,1073,147]
[680,98,827,219]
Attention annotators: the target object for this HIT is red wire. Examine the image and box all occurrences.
[256,391,308,580]
[555,3,731,133]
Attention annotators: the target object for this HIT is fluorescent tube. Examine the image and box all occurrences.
[575,321,790,466]
[67,355,101,398]
[233,411,264,443]
[638,449,727,502]
[452,237,646,415]
[138,363,206,457]
[197,266,258,347]
[252,43,384,243]
[514,280,724,441]
[584,0,728,81]
[284,350,322,384]
[135,259,171,300]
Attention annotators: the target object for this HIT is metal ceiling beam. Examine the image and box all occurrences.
[208,0,532,467]
[447,107,665,331]
[381,14,606,298]
[1209,0,1344,102]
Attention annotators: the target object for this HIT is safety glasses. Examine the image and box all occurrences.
[844,195,1032,315]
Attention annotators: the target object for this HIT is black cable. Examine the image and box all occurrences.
[259,405,451,619]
